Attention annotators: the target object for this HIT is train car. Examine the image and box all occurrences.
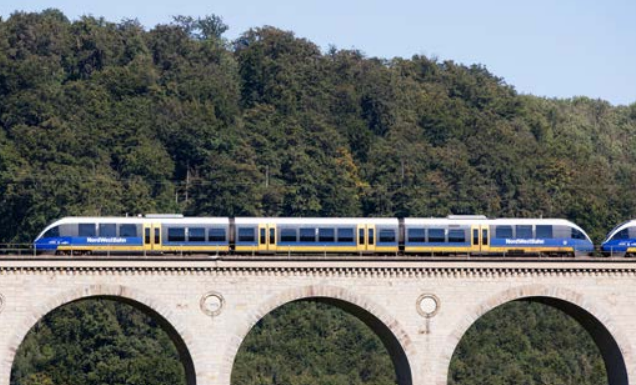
[33,216,230,255]
[601,220,636,257]
[232,217,399,254]
[404,216,593,257]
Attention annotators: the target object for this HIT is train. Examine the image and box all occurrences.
[601,220,636,257]
[33,214,602,257]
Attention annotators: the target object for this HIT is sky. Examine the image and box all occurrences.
[1,0,635,106]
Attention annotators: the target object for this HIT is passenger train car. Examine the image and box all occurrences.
[403,217,593,256]
[601,220,636,257]
[233,217,399,254]
[33,215,594,257]
[33,216,230,255]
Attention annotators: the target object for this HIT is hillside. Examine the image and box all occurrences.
[0,9,627,385]
[1,10,635,243]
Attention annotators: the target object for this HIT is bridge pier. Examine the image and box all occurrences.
[0,260,634,385]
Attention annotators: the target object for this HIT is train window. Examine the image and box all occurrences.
[516,225,533,238]
[428,228,445,243]
[208,228,226,242]
[379,229,396,243]
[120,224,137,237]
[536,225,553,239]
[281,228,297,243]
[337,228,354,243]
[42,226,60,238]
[189,227,205,242]
[300,228,316,242]
[473,229,479,245]
[368,229,375,245]
[154,228,160,244]
[319,228,335,242]
[408,228,426,243]
[612,228,630,240]
[260,228,266,244]
[59,224,76,236]
[571,228,586,240]
[79,223,96,237]
[270,228,276,244]
[448,229,466,243]
[495,226,513,238]
[238,227,255,242]
[482,229,488,245]
[145,228,151,244]
[99,224,117,237]
[359,229,365,245]
[168,228,186,242]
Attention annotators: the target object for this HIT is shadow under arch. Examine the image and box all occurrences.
[443,285,630,385]
[224,285,415,385]
[4,285,197,385]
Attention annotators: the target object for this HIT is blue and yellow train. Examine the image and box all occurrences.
[33,214,597,257]
[601,220,636,257]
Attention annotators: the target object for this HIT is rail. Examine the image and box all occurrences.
[0,244,628,260]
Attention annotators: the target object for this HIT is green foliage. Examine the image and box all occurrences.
[449,301,607,385]
[11,300,187,385]
[1,10,635,242]
[232,301,397,385]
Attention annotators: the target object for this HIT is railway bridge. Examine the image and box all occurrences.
[0,258,635,385]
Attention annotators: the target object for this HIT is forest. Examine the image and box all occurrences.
[1,9,633,385]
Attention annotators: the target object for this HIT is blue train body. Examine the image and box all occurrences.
[34,236,142,251]
[601,220,636,256]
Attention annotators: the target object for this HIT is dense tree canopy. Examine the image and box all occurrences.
[11,300,186,385]
[1,10,635,243]
[232,301,397,385]
[450,301,607,385]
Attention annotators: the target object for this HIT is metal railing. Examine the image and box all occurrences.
[0,243,37,256]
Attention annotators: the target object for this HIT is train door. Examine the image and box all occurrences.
[144,223,161,252]
[480,224,490,254]
[268,223,277,253]
[367,225,376,253]
[471,225,480,254]
[258,224,268,253]
[357,225,366,252]
[143,223,152,252]
[152,223,161,251]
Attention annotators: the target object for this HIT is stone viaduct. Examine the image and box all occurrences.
[0,259,634,385]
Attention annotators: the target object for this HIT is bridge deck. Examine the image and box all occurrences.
[0,257,635,271]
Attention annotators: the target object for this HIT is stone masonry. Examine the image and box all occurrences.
[0,259,634,385]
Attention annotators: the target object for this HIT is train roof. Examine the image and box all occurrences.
[603,220,636,243]
[234,217,398,226]
[404,218,580,226]
[49,216,229,225]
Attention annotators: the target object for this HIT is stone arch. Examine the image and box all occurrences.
[440,284,632,385]
[221,285,416,385]
[1,284,198,385]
